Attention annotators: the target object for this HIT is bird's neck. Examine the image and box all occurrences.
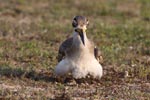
[72,31,88,48]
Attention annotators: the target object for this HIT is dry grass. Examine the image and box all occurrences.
[0,0,150,99]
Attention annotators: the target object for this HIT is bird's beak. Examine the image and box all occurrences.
[75,28,85,45]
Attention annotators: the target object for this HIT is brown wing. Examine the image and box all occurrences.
[94,46,103,64]
[89,39,103,64]
[57,37,73,62]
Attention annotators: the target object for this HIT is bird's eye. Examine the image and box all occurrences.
[72,18,78,27]
[74,17,77,21]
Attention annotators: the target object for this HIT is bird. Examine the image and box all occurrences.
[55,16,103,79]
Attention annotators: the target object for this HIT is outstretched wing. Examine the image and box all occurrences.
[94,46,103,64]
[57,37,73,62]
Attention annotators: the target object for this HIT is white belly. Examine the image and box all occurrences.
[55,52,103,79]
[71,53,103,79]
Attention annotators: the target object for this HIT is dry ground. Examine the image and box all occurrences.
[0,0,150,99]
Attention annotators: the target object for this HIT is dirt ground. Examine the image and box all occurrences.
[0,0,150,99]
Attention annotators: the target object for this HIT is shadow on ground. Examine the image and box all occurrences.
[0,66,56,82]
[0,66,129,85]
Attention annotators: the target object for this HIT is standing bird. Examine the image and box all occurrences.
[55,16,103,79]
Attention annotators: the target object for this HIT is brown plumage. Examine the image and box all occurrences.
[94,46,104,64]
[57,37,73,62]
[57,15,103,63]
[55,16,103,79]
[57,37,103,64]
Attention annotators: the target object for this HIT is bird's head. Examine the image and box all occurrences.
[72,16,89,46]
[72,16,89,32]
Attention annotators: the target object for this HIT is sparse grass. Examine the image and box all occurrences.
[0,0,150,99]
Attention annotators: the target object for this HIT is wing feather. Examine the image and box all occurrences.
[89,39,103,64]
[94,46,103,64]
[57,37,73,62]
